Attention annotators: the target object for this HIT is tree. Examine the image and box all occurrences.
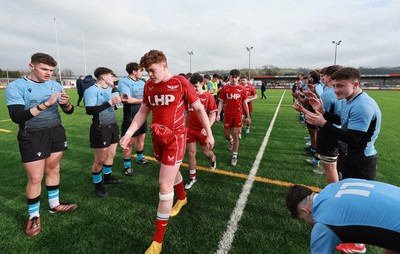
[61,68,75,77]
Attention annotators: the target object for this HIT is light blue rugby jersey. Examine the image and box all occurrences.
[84,84,116,127]
[321,87,342,115]
[314,82,324,98]
[311,178,400,253]
[339,91,381,156]
[118,76,145,99]
[5,77,63,129]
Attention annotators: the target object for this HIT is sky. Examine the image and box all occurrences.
[1,0,399,77]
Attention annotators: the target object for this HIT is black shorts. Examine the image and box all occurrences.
[121,107,147,138]
[305,104,317,129]
[338,152,377,180]
[18,125,67,163]
[316,127,339,157]
[90,123,119,148]
[329,225,400,253]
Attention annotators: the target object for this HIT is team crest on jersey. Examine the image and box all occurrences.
[51,87,57,92]
[28,88,32,93]
[167,85,179,91]
[148,86,154,91]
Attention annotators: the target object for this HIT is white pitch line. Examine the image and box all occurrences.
[216,90,287,254]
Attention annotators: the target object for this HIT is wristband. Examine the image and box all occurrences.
[36,104,44,111]
[63,102,71,108]
[43,102,49,108]
[125,129,134,137]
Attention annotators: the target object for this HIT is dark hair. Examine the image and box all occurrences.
[94,67,114,79]
[320,67,327,75]
[325,65,343,77]
[240,75,248,80]
[212,73,219,79]
[186,72,193,79]
[204,74,211,80]
[140,50,167,69]
[179,73,188,79]
[190,73,203,85]
[229,69,240,77]
[308,71,320,84]
[286,185,313,218]
[31,53,57,67]
[331,67,360,81]
[126,62,140,74]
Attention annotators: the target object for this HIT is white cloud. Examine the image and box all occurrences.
[1,0,399,76]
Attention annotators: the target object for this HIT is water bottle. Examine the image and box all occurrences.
[112,92,123,109]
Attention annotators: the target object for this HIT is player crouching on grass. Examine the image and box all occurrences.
[5,52,77,237]
[120,50,214,254]
[286,179,400,254]
[84,67,123,198]
[184,73,218,190]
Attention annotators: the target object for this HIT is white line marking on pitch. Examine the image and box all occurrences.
[216,90,287,254]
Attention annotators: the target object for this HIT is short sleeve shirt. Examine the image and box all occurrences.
[218,84,248,115]
[5,77,63,129]
[143,75,199,132]
[187,92,217,131]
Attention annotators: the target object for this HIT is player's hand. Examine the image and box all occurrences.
[205,135,215,150]
[304,91,317,99]
[307,83,316,93]
[120,135,131,150]
[309,97,324,113]
[305,111,326,127]
[292,103,305,113]
[47,92,62,106]
[245,117,251,126]
[121,93,130,102]
[216,115,220,122]
[201,128,207,136]
[59,91,70,106]
[111,95,121,105]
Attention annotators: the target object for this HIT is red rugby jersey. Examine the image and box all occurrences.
[218,83,248,115]
[187,92,217,131]
[244,82,257,103]
[143,75,199,132]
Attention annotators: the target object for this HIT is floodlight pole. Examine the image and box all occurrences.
[188,51,193,73]
[54,18,62,84]
[332,40,342,65]
[82,25,87,76]
[5,62,10,85]
[246,46,253,79]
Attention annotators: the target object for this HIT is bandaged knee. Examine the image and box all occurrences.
[159,191,174,201]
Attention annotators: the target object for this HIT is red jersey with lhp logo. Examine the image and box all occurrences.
[218,84,248,115]
[143,75,200,132]
[187,92,217,131]
[244,82,256,103]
